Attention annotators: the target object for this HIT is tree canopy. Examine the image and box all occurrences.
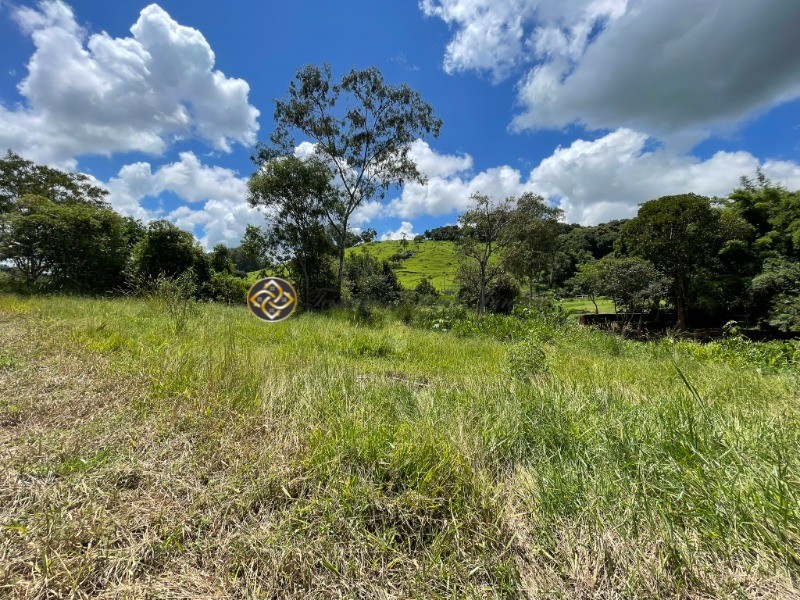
[265,64,442,301]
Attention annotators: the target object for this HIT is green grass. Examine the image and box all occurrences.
[560,296,617,315]
[2,294,798,597]
[246,239,459,291]
[347,239,460,292]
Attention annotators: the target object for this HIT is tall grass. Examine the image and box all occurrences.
[1,294,798,597]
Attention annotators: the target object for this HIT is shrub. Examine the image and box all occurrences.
[414,278,438,302]
[508,336,548,380]
[207,272,250,304]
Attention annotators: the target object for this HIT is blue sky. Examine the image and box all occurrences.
[2,0,799,248]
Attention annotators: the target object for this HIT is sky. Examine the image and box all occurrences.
[1,0,800,248]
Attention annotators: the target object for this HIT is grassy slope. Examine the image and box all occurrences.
[347,239,459,292]
[1,294,799,597]
[247,240,459,291]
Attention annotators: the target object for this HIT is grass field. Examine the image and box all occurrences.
[2,295,798,597]
[347,239,460,292]
[560,296,617,315]
[247,239,460,291]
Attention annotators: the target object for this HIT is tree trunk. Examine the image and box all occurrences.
[477,263,487,315]
[675,276,688,331]
[334,219,348,305]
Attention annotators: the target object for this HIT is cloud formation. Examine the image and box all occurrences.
[104,152,263,248]
[387,132,800,225]
[380,221,419,241]
[1,1,259,167]
[422,0,800,144]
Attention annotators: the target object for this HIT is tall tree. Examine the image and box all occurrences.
[501,192,563,297]
[248,155,338,308]
[266,64,442,301]
[618,194,720,330]
[0,150,108,213]
[129,220,210,285]
[210,243,235,274]
[456,193,513,314]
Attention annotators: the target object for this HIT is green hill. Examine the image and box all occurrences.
[248,240,459,291]
[347,239,459,292]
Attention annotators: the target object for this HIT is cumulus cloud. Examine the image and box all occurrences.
[104,152,263,248]
[385,132,800,225]
[422,0,800,144]
[0,1,259,167]
[380,221,418,241]
[529,129,800,224]
[389,164,531,218]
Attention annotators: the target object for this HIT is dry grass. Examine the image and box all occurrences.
[1,296,799,598]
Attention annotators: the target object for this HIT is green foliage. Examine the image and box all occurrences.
[619,193,722,329]
[207,272,249,304]
[0,149,109,214]
[0,194,136,293]
[568,255,668,315]
[456,193,514,314]
[247,154,338,309]
[455,262,519,315]
[424,224,462,241]
[752,257,800,332]
[413,277,438,302]
[210,243,235,274]
[730,169,800,258]
[230,225,270,272]
[129,220,210,290]
[269,64,442,300]
[507,336,548,380]
[344,252,404,305]
[501,192,563,296]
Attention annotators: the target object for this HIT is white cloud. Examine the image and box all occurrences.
[385,131,800,226]
[422,0,800,144]
[352,200,386,226]
[408,139,473,178]
[380,221,418,241]
[529,129,778,224]
[0,1,259,167]
[104,152,263,248]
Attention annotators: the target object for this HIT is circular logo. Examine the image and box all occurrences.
[247,277,297,322]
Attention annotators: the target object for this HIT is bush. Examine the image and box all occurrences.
[207,272,250,304]
[344,254,404,305]
[414,278,439,303]
[456,268,520,314]
[485,274,519,315]
[507,336,548,380]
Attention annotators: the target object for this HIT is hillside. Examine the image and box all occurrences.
[346,239,459,292]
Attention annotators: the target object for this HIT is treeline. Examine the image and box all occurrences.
[0,151,269,301]
[448,176,799,332]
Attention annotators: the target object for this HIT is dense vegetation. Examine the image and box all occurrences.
[2,58,799,333]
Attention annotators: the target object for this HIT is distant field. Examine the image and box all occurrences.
[347,239,459,292]
[1,294,798,597]
[247,239,459,291]
[560,296,616,314]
